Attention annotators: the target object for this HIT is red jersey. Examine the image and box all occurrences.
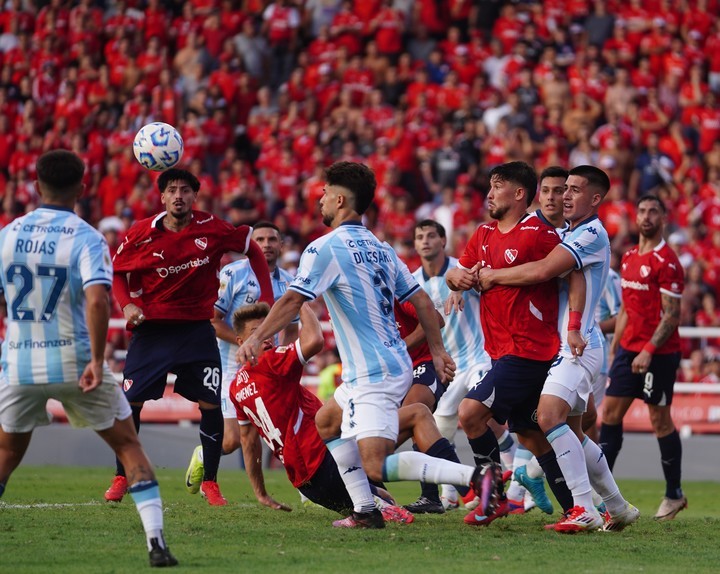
[230,340,326,488]
[112,210,271,323]
[619,240,684,354]
[394,300,431,366]
[458,213,560,361]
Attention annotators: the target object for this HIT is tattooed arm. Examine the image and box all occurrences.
[630,293,681,374]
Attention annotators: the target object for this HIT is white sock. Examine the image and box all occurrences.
[434,413,460,443]
[526,455,544,479]
[326,438,375,513]
[546,424,594,511]
[383,451,474,486]
[581,435,626,515]
[128,481,165,550]
[507,444,532,500]
[497,430,516,472]
[441,484,458,502]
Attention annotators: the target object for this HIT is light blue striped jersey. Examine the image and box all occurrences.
[0,206,113,385]
[557,215,610,357]
[595,267,621,375]
[289,221,418,385]
[412,256,491,372]
[215,259,296,377]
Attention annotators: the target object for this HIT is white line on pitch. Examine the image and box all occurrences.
[0,501,102,509]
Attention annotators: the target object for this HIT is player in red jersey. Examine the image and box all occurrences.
[104,168,273,507]
[229,302,414,525]
[447,161,572,526]
[600,195,686,521]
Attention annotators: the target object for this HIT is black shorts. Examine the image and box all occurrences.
[123,321,221,404]
[464,355,554,433]
[607,346,681,406]
[298,449,353,515]
[411,360,446,410]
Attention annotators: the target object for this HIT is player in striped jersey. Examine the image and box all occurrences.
[0,150,177,567]
[477,165,639,532]
[237,162,499,528]
[183,222,298,500]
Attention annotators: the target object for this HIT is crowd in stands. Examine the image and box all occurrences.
[1,0,720,375]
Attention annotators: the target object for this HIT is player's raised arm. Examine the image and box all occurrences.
[245,237,274,306]
[297,303,324,361]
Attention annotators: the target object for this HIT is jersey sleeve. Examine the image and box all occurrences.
[535,226,562,259]
[658,253,684,299]
[79,231,113,289]
[111,224,142,273]
[559,224,607,270]
[289,239,339,300]
[457,227,481,269]
[392,252,420,302]
[222,222,252,254]
[264,343,305,380]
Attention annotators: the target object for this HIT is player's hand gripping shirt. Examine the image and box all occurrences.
[458,213,560,361]
[413,256,491,372]
[229,340,326,487]
[112,210,252,322]
[557,215,611,357]
[289,221,419,384]
[0,206,113,385]
[619,239,684,354]
[215,260,296,377]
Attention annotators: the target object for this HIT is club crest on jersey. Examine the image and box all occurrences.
[504,249,518,264]
[123,378,133,392]
[640,265,651,278]
[195,237,207,250]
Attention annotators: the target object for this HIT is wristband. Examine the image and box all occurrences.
[567,311,582,331]
[643,342,657,355]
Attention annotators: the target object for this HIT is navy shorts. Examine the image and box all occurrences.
[411,360,446,410]
[607,346,681,406]
[299,449,353,515]
[465,355,554,433]
[123,321,221,404]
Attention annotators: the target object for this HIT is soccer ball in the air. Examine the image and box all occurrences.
[133,122,184,171]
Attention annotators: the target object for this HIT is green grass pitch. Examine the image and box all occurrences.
[1,466,718,573]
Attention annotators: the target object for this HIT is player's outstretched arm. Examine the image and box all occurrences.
[477,244,576,290]
[239,425,292,512]
[211,309,237,344]
[80,285,111,393]
[403,307,444,351]
[238,290,307,365]
[297,303,324,361]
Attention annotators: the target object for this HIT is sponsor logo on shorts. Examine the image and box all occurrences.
[123,378,133,392]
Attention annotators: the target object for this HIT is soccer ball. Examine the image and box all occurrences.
[133,122,184,171]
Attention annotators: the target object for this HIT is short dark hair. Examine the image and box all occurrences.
[36,150,85,194]
[568,165,610,197]
[325,161,376,215]
[489,161,538,206]
[253,220,281,234]
[157,168,200,193]
[539,166,569,182]
[232,302,271,335]
[414,219,446,238]
[636,194,666,213]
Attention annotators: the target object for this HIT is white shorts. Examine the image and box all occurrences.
[221,370,238,420]
[333,371,412,441]
[542,347,603,417]
[591,371,608,407]
[434,360,491,418]
[0,368,132,433]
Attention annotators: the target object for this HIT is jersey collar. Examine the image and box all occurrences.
[153,211,195,230]
[339,221,364,227]
[39,204,74,213]
[422,256,450,281]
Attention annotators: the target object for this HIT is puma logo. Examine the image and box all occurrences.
[153,251,164,260]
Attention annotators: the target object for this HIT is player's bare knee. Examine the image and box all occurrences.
[582,411,597,433]
[458,398,487,437]
[315,402,342,440]
[648,408,674,436]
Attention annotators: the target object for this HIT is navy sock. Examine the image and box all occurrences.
[537,450,574,513]
[200,407,224,482]
[116,404,143,477]
[599,422,623,471]
[468,428,500,465]
[658,430,683,499]
[0,482,5,498]
[426,437,470,497]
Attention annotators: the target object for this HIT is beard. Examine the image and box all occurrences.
[322,212,333,227]
[639,223,660,238]
[489,204,510,220]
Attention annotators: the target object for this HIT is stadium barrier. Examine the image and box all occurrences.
[46,323,720,433]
